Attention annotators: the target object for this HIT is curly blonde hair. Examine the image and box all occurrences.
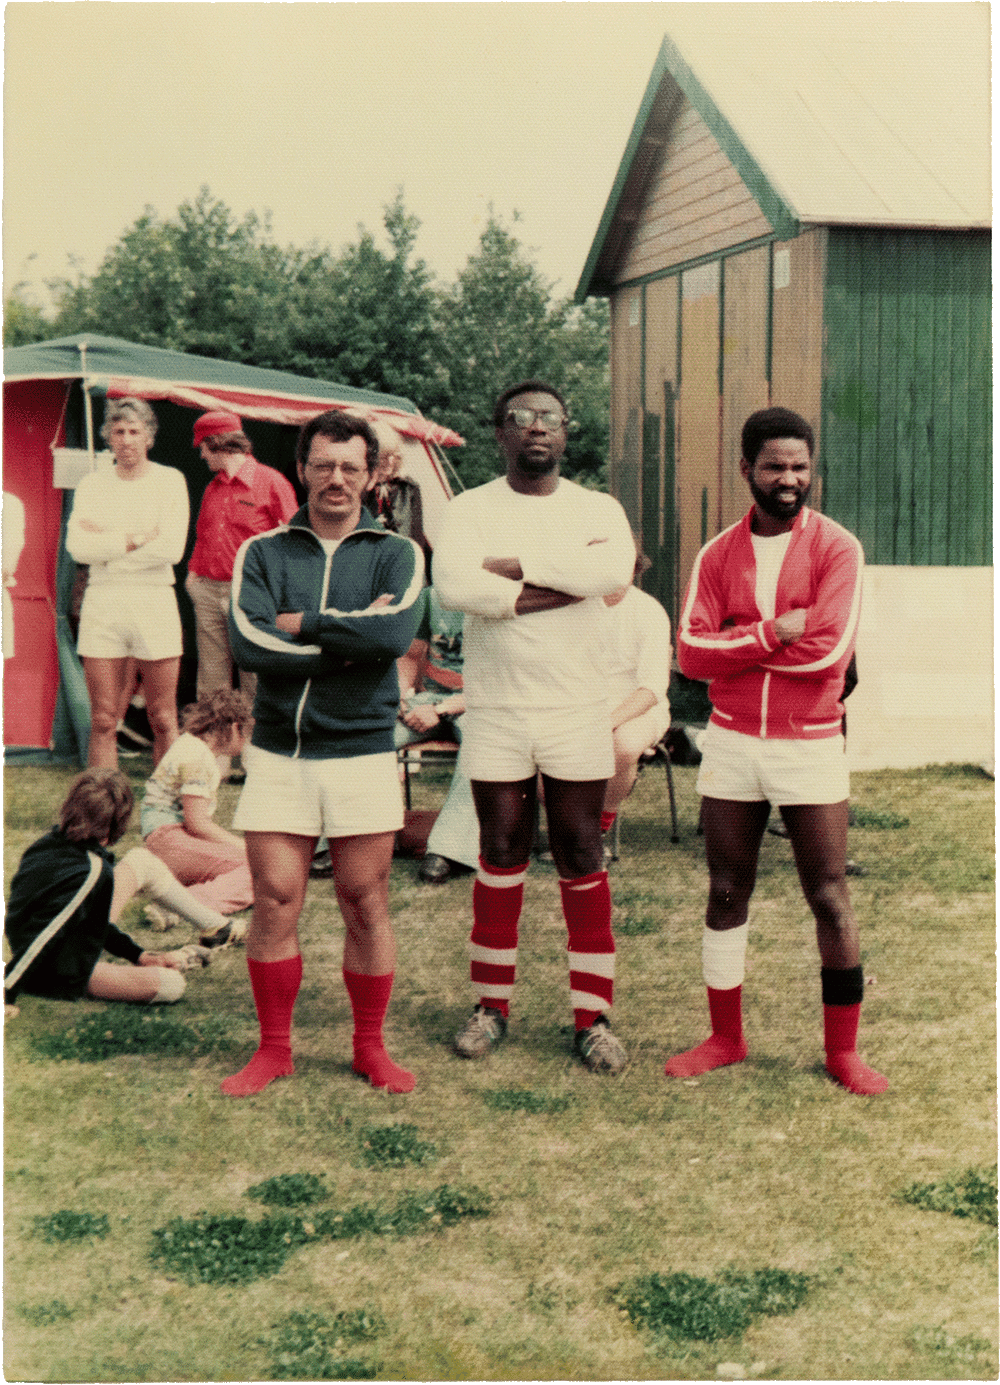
[180,688,254,740]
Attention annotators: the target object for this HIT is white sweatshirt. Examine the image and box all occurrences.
[433,476,636,709]
[66,462,189,588]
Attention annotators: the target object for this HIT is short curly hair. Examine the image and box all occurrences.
[100,397,158,446]
[296,411,379,475]
[180,688,254,740]
[59,769,134,845]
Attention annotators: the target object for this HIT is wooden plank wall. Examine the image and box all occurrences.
[615,103,772,286]
[643,276,680,615]
[677,262,722,601]
[822,228,991,566]
[720,245,771,529]
[609,288,643,534]
[771,228,826,462]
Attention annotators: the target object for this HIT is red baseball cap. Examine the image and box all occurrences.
[193,411,242,446]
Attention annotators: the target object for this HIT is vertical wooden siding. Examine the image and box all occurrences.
[823,229,992,565]
[644,277,680,614]
[721,245,770,529]
[609,289,643,534]
[771,228,826,435]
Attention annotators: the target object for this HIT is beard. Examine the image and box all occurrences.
[748,473,811,521]
[515,445,559,474]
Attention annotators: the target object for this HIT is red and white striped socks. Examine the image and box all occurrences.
[560,869,615,1030]
[469,858,526,1017]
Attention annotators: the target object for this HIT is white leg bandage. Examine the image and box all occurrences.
[149,968,187,1004]
[120,848,226,935]
[702,923,749,990]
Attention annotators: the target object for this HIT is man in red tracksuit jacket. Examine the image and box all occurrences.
[666,406,886,1095]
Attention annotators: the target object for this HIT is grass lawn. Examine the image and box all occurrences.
[4,757,997,1381]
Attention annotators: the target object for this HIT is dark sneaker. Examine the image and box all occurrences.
[454,1005,507,1059]
[574,1016,628,1074]
[199,918,248,949]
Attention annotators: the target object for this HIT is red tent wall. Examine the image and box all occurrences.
[3,379,65,747]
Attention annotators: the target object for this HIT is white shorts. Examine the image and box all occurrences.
[462,703,615,783]
[233,745,403,837]
[77,584,182,661]
[696,722,849,806]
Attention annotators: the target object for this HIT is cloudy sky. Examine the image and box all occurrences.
[5,2,690,309]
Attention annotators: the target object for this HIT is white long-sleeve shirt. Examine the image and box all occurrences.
[66,462,189,588]
[595,586,672,709]
[434,476,636,709]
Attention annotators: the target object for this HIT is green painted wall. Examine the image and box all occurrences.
[822,228,991,566]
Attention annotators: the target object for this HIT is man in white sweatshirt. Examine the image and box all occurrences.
[434,380,636,1072]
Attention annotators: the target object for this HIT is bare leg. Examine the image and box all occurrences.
[83,656,130,768]
[87,959,176,1004]
[243,832,313,961]
[473,777,537,868]
[139,656,181,766]
[330,833,397,975]
[541,775,606,879]
[780,802,858,968]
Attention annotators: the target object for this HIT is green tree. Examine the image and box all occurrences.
[437,210,609,488]
[3,285,53,346]
[281,190,445,405]
[51,187,292,361]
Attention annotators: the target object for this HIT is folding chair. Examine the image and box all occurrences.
[608,735,680,860]
[397,740,460,810]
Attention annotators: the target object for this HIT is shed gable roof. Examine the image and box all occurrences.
[578,2,991,300]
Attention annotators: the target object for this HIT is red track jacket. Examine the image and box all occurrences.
[677,506,863,740]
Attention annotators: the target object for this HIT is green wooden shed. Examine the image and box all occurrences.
[576,2,991,770]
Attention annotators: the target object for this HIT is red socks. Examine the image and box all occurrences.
[344,969,415,1093]
[220,954,301,1097]
[469,858,526,1018]
[560,869,615,1030]
[822,967,887,1094]
[664,985,748,1077]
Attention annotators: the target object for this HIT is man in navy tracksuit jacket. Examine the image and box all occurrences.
[221,410,424,1097]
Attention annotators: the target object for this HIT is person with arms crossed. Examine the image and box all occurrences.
[666,406,886,1095]
[185,412,297,778]
[434,380,636,1072]
[222,410,424,1097]
[66,397,188,768]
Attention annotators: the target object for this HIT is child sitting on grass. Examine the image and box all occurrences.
[141,688,253,942]
[4,769,225,1010]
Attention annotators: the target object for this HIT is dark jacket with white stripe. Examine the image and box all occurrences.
[4,830,142,1000]
[228,506,425,759]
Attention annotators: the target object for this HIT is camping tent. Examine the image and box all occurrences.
[3,333,463,763]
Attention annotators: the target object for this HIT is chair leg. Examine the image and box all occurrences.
[610,813,621,862]
[664,754,680,843]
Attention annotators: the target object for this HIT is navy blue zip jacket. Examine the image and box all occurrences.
[229,506,425,759]
[5,830,142,1000]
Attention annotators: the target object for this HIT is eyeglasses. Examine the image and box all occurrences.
[306,461,367,480]
[504,408,568,431]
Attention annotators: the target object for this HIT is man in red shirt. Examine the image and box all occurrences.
[185,412,297,776]
[666,406,886,1096]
